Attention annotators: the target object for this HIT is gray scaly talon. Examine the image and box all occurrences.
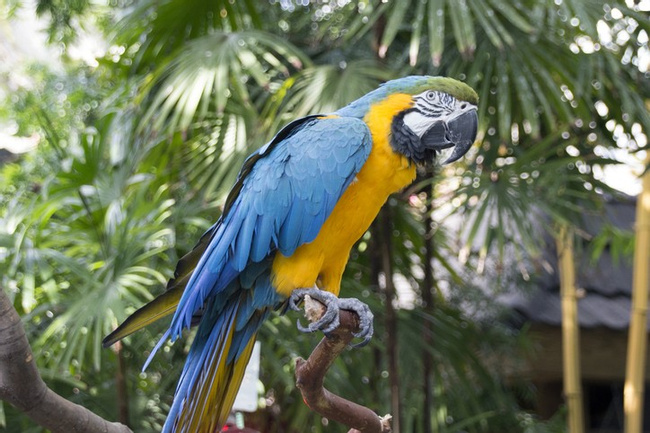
[338,298,374,347]
[289,288,340,334]
[289,288,374,347]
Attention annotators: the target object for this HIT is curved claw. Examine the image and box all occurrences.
[339,298,374,347]
[296,318,312,333]
[289,288,340,334]
[304,302,339,334]
[288,291,306,312]
[314,309,340,334]
[352,322,374,342]
[289,289,375,347]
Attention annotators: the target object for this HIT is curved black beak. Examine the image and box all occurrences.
[421,108,478,164]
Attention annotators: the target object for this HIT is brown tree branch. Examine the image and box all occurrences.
[295,296,392,433]
[0,288,132,433]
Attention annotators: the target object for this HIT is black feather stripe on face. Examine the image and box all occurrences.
[390,110,438,165]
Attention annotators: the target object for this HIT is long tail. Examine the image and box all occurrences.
[102,285,183,347]
[163,293,269,433]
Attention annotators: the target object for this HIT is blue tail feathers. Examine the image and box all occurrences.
[161,267,281,433]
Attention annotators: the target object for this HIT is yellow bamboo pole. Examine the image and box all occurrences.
[624,151,650,433]
[556,224,585,433]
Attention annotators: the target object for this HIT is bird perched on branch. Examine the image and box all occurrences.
[103,75,478,433]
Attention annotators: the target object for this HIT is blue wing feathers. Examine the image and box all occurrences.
[167,115,372,346]
[233,212,256,271]
[250,215,271,263]
[278,197,307,254]
[235,292,254,331]
[333,140,355,164]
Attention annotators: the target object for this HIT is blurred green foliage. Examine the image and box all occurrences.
[0,0,648,432]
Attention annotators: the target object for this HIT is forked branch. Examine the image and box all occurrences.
[295,296,392,433]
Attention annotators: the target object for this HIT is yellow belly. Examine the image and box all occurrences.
[271,93,416,296]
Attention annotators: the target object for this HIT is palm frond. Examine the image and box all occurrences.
[263,60,393,133]
[140,30,306,134]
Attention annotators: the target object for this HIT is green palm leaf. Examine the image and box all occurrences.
[140,30,306,134]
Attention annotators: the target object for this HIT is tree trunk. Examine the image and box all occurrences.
[421,178,436,433]
[115,341,130,426]
[369,222,384,410]
[378,207,402,433]
[0,288,132,433]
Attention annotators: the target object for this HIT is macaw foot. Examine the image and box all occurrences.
[288,287,374,347]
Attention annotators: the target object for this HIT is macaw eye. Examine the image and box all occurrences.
[425,91,436,101]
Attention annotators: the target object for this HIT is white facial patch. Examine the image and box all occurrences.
[403,90,475,137]
[403,111,437,137]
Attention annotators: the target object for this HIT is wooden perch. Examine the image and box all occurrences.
[295,296,392,433]
[0,288,132,433]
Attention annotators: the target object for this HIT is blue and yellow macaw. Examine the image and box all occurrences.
[103,76,478,433]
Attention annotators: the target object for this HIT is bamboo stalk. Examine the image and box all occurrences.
[624,151,650,433]
[556,225,584,433]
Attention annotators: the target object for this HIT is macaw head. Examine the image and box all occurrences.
[339,76,479,165]
[389,76,478,165]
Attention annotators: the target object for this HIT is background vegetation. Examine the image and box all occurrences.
[0,0,648,432]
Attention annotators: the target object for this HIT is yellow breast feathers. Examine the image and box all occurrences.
[272,93,417,296]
